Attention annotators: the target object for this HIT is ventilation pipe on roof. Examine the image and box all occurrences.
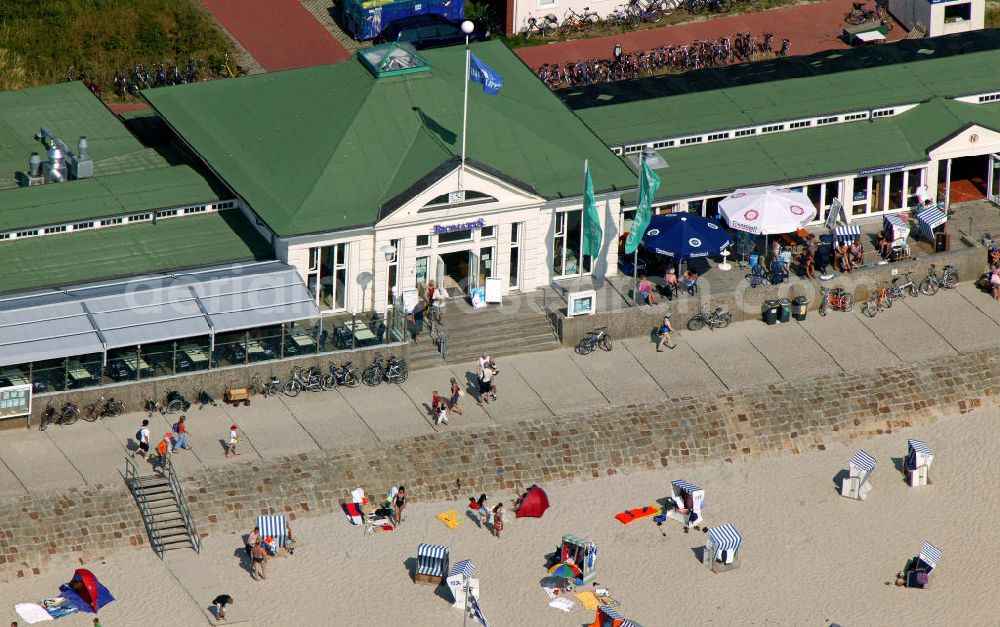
[77,136,89,159]
[28,152,41,177]
[45,146,67,182]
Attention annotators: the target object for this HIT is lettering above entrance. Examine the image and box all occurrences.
[433,218,485,235]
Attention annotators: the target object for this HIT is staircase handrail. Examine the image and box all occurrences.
[124,455,164,559]
[163,457,202,553]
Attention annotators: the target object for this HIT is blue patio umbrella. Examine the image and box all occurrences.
[640,214,732,260]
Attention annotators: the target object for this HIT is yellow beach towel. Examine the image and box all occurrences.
[436,510,463,529]
[575,591,599,612]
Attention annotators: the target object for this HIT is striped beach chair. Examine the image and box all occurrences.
[907,540,942,589]
[256,515,287,554]
[916,206,947,242]
[703,523,742,573]
[832,224,861,247]
[414,543,449,585]
[592,605,643,627]
[905,439,933,487]
[447,559,479,607]
[667,479,705,527]
[841,450,877,500]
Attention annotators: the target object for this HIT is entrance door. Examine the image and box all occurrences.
[990,154,1000,206]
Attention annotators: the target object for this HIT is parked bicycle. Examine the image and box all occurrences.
[39,401,80,431]
[559,6,601,36]
[521,14,559,39]
[284,365,325,397]
[687,304,732,330]
[160,390,191,414]
[575,327,613,355]
[625,0,665,26]
[888,272,919,301]
[329,361,361,388]
[919,264,959,296]
[818,287,854,316]
[862,284,893,318]
[363,353,409,386]
[684,0,733,14]
[250,373,283,397]
[846,1,893,28]
[82,395,125,421]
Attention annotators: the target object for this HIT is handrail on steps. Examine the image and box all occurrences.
[163,457,202,553]
[124,454,164,559]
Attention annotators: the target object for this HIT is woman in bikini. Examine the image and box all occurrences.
[394,486,407,524]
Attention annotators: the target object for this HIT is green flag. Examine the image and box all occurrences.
[582,162,602,258]
[623,158,661,255]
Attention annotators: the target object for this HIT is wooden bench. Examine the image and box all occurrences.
[906,22,927,39]
[843,21,888,45]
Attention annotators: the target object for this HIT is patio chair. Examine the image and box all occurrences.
[746,263,767,288]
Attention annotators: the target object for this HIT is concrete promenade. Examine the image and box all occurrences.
[2,282,999,498]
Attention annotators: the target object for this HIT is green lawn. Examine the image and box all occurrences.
[0,0,231,95]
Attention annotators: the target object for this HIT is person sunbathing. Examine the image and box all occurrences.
[876,233,891,259]
[849,241,863,265]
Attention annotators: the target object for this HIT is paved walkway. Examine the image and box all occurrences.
[3,281,998,497]
[515,0,906,70]
[201,0,351,71]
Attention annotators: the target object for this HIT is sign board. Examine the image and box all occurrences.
[401,288,420,314]
[825,198,845,230]
[0,384,31,420]
[469,287,487,310]
[484,277,502,304]
[566,290,597,318]
[433,218,485,235]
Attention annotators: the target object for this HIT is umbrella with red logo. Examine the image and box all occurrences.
[719,186,817,236]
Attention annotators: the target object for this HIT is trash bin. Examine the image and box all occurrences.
[762,300,779,325]
[792,296,809,321]
[778,298,792,323]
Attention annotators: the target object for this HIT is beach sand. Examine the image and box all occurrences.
[5,407,998,626]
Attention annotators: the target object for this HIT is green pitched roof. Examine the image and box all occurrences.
[0,165,222,231]
[144,40,637,237]
[623,98,1000,204]
[569,36,1000,147]
[0,211,271,294]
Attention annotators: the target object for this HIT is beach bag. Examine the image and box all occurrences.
[172,422,180,434]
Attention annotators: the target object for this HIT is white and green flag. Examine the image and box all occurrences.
[582,162,602,258]
[623,158,661,256]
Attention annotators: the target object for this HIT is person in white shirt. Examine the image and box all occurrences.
[134,419,150,458]
[226,424,240,458]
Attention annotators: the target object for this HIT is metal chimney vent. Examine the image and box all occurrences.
[628,144,669,170]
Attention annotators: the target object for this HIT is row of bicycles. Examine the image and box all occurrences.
[247,353,409,398]
[537,32,789,88]
[522,0,753,38]
[818,264,959,318]
[39,395,126,430]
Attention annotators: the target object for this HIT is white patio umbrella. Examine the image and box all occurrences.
[719,186,818,236]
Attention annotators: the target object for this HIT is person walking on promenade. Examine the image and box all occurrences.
[657,313,675,351]
[173,415,191,451]
[153,433,174,473]
[226,424,240,458]
[477,362,494,406]
[134,419,150,458]
[449,377,465,415]
[394,486,408,524]
[487,360,499,402]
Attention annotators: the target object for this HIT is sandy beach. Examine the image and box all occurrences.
[5,406,998,626]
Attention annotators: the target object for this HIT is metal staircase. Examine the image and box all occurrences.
[125,455,201,558]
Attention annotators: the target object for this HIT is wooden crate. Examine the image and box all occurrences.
[224,388,251,406]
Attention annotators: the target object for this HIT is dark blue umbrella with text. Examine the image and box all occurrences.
[640,214,732,260]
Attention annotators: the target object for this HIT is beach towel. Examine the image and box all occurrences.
[15,603,53,624]
[549,597,574,612]
[436,510,463,529]
[614,505,661,524]
[342,502,364,525]
[575,591,600,612]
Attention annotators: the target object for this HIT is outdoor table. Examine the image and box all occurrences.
[0,368,28,386]
[118,352,153,377]
[290,333,315,348]
[247,340,274,361]
[66,361,93,385]
[843,21,888,45]
[179,343,210,366]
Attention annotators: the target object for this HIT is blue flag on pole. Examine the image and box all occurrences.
[469,54,503,95]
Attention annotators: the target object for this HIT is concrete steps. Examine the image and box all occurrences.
[408,297,559,369]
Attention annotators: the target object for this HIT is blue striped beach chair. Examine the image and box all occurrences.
[841,450,876,500]
[257,515,288,554]
[415,543,449,584]
[905,439,933,487]
[667,479,705,527]
[704,523,742,573]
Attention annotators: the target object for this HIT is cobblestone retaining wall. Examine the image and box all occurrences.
[2,348,996,581]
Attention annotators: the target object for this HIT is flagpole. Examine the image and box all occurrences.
[459,21,474,192]
[634,154,644,288]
